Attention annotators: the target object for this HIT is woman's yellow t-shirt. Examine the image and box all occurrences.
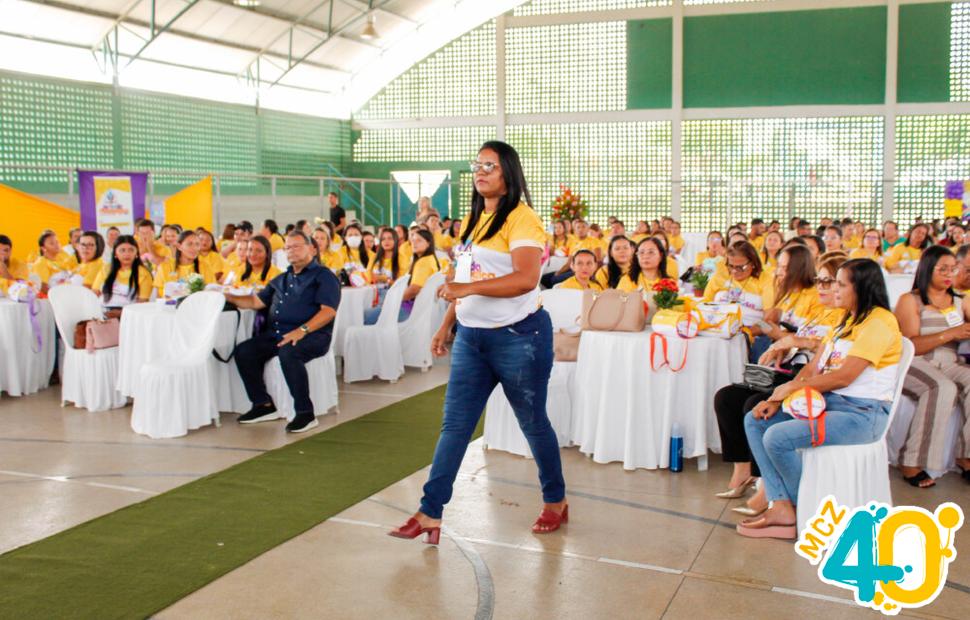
[695,251,725,267]
[200,251,227,278]
[703,269,775,326]
[269,234,285,253]
[367,252,410,285]
[774,287,827,332]
[433,231,454,253]
[233,263,281,287]
[75,261,103,288]
[843,235,862,250]
[153,258,217,296]
[319,250,344,272]
[665,257,679,279]
[816,307,902,401]
[850,248,882,262]
[883,244,922,272]
[339,246,373,270]
[617,272,662,293]
[2,258,30,281]
[456,203,546,328]
[556,276,602,291]
[573,236,603,257]
[30,254,78,284]
[409,254,444,288]
[593,265,631,290]
[550,235,575,257]
[92,264,154,304]
[669,235,686,254]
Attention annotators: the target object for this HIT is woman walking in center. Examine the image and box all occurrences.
[389,141,567,545]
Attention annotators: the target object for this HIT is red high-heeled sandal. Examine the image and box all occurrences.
[388,518,441,545]
[532,504,568,534]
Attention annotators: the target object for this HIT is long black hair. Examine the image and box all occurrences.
[629,237,668,285]
[837,258,890,336]
[174,230,200,274]
[905,223,932,250]
[460,141,532,245]
[373,228,401,279]
[408,229,440,278]
[242,235,273,283]
[912,245,961,305]
[604,235,634,289]
[102,235,144,303]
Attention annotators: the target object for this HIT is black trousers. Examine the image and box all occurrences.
[235,330,331,415]
[713,384,767,477]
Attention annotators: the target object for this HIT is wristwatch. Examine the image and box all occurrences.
[299,324,309,334]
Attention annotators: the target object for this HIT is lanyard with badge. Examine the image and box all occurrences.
[940,305,964,328]
[454,211,495,284]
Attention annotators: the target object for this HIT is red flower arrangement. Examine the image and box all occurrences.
[652,278,681,309]
[551,184,588,222]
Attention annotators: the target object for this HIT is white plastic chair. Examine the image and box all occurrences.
[399,272,446,371]
[47,285,127,412]
[796,338,915,529]
[483,289,583,456]
[263,349,339,421]
[343,275,410,383]
[131,292,226,439]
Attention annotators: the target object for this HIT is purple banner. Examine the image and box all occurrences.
[77,169,148,235]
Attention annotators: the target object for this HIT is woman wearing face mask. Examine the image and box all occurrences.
[339,224,373,272]
[152,230,217,296]
[593,236,635,290]
[884,224,931,274]
[74,231,105,289]
[93,235,153,307]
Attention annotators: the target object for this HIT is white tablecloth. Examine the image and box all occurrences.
[0,299,56,397]
[333,286,375,357]
[884,274,914,309]
[573,329,747,470]
[117,302,254,412]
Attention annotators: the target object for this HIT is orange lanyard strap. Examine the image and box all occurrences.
[650,331,689,372]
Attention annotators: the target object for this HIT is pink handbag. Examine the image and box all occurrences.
[84,318,120,352]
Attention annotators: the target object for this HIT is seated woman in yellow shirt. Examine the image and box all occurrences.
[395,224,414,263]
[695,231,726,267]
[884,223,930,274]
[618,237,669,293]
[849,228,883,263]
[365,230,441,324]
[760,245,825,340]
[548,220,575,258]
[197,229,227,281]
[556,249,602,291]
[739,259,902,540]
[366,228,410,286]
[651,232,680,279]
[760,231,784,272]
[152,230,217,297]
[594,235,635,290]
[30,231,79,290]
[74,231,106,289]
[92,235,153,307]
[233,235,281,288]
[311,227,344,272]
[667,221,686,257]
[0,235,30,295]
[703,241,775,328]
[225,238,248,273]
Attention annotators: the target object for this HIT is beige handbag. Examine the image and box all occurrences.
[580,289,646,332]
[553,330,581,361]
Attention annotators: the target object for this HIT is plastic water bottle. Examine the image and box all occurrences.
[670,423,683,473]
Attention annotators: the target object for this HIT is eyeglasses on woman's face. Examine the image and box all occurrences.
[727,261,751,273]
[469,161,499,174]
[815,276,836,289]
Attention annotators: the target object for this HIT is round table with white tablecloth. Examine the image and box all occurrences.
[117,302,254,412]
[332,286,376,357]
[0,298,56,397]
[573,328,747,471]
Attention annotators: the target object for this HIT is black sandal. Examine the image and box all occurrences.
[903,470,936,488]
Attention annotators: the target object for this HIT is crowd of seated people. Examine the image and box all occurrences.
[4,205,970,517]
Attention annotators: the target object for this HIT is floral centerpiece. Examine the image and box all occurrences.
[186,273,205,294]
[652,278,681,310]
[551,184,588,222]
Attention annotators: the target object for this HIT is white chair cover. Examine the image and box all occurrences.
[399,272,446,370]
[796,338,915,529]
[263,349,339,420]
[887,399,962,479]
[483,289,583,456]
[47,285,126,412]
[343,276,410,383]
[131,292,226,438]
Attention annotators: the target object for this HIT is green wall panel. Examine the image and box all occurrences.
[683,7,887,107]
[897,2,952,103]
[627,18,673,109]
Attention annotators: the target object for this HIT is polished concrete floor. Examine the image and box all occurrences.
[2,369,969,619]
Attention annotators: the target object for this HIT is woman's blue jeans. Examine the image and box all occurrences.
[744,392,890,504]
[419,309,566,519]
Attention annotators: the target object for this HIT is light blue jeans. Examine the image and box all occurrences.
[744,393,890,504]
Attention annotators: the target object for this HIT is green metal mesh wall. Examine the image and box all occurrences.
[895,114,970,226]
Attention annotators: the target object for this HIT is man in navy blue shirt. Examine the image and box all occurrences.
[227,231,341,433]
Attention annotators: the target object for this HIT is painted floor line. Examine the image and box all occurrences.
[0,437,267,453]
[0,469,157,496]
[770,586,855,607]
